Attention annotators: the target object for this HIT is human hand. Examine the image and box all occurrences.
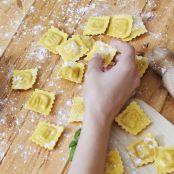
[83,40,140,128]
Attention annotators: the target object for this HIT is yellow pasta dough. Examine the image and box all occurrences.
[12,68,38,90]
[25,89,55,115]
[39,27,68,54]
[85,41,117,66]
[31,121,64,150]
[115,101,151,135]
[57,36,89,62]
[135,56,149,78]
[73,35,95,51]
[107,15,133,39]
[155,146,174,174]
[58,62,85,83]
[127,133,158,167]
[122,16,147,42]
[105,149,124,174]
[83,16,110,35]
[69,97,85,123]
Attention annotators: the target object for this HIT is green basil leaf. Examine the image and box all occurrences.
[69,128,81,161]
[69,146,76,161]
[74,128,81,140]
[69,140,77,148]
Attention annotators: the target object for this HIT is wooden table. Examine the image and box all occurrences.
[0,0,174,173]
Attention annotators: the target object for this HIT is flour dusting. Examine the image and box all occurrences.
[26,43,50,63]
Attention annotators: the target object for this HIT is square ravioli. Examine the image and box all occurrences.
[12,68,38,90]
[74,35,95,51]
[69,97,85,123]
[39,27,68,54]
[83,16,110,35]
[25,89,55,115]
[107,15,133,39]
[105,149,124,174]
[57,35,89,62]
[135,56,149,78]
[127,133,158,167]
[155,146,174,174]
[31,122,64,150]
[122,16,147,42]
[58,62,85,83]
[115,101,151,135]
[85,41,117,66]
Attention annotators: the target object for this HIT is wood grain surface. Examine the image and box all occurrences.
[0,0,174,174]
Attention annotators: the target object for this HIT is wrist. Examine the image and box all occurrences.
[83,110,112,131]
[82,116,111,142]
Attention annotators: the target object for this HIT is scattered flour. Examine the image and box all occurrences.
[56,99,72,126]
[26,42,50,63]
[149,31,162,39]
[141,11,155,21]
[7,64,14,80]
[29,6,36,14]
[13,144,37,164]
[32,25,45,35]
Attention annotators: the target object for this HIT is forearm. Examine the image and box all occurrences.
[68,113,111,174]
[68,40,139,174]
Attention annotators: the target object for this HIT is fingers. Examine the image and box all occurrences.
[87,54,103,73]
[110,39,135,62]
[110,39,129,54]
[109,39,136,73]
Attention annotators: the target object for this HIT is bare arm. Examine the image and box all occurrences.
[68,40,140,174]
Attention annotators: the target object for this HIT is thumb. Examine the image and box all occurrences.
[87,54,103,73]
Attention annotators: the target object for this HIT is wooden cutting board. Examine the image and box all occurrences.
[109,99,174,174]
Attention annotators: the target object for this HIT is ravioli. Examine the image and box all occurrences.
[57,36,88,62]
[135,56,149,78]
[107,15,133,39]
[105,149,124,174]
[58,62,85,83]
[115,101,151,135]
[127,133,158,167]
[73,35,95,51]
[39,27,68,54]
[155,146,174,174]
[85,41,117,66]
[122,16,147,41]
[69,97,85,123]
[25,89,55,115]
[83,16,110,35]
[12,68,38,90]
[31,121,64,150]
